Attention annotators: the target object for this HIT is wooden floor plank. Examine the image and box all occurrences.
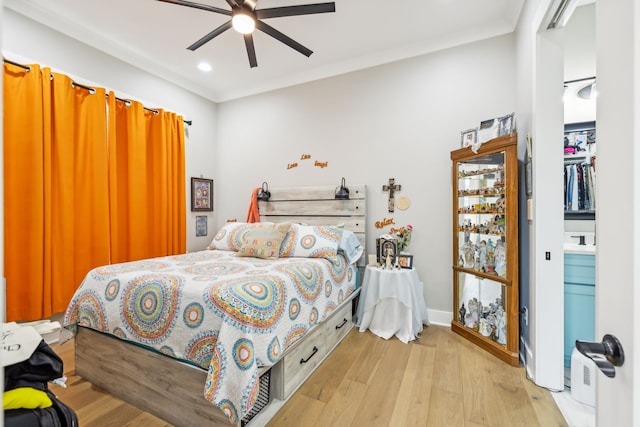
[298,330,368,402]
[265,393,325,426]
[353,338,411,426]
[389,344,436,427]
[310,379,367,427]
[50,325,569,427]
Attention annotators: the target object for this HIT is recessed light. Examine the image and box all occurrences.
[198,62,212,72]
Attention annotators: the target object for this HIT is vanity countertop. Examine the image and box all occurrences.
[564,243,596,255]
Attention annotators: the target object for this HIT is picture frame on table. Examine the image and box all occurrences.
[461,128,478,148]
[396,254,414,269]
[195,215,208,237]
[191,177,213,212]
[376,237,398,264]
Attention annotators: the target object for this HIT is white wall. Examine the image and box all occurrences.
[2,9,218,253]
[216,34,516,317]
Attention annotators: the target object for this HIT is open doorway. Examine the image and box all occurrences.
[556,1,597,425]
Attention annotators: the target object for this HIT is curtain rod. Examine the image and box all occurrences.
[3,58,192,126]
[3,58,31,72]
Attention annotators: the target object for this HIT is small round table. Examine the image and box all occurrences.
[355,265,429,343]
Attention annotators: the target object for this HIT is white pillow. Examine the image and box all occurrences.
[279,224,341,261]
[208,222,255,252]
[338,230,364,264]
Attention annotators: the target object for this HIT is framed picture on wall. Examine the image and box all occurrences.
[191,177,213,212]
[195,216,208,237]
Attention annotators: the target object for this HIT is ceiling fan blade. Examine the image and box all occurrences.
[256,21,313,57]
[187,21,233,51]
[244,34,258,68]
[256,3,335,20]
[154,0,231,16]
[227,0,258,10]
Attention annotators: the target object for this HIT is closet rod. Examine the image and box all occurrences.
[3,58,192,126]
[564,76,596,84]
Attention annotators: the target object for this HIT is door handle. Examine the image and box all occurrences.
[575,334,625,378]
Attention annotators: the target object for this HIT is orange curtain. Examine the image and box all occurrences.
[160,110,186,255]
[4,63,46,321]
[4,66,185,322]
[4,67,110,320]
[45,72,111,315]
[108,94,185,262]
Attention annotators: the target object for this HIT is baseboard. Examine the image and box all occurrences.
[427,309,452,326]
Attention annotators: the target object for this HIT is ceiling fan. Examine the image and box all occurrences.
[155,0,336,68]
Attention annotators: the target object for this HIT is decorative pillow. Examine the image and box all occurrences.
[279,224,342,261]
[208,222,255,252]
[338,230,364,264]
[236,222,291,259]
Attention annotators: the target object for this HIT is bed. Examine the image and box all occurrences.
[62,185,366,426]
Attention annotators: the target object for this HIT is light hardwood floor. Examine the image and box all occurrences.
[51,325,567,427]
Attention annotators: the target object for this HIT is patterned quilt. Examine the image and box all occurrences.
[63,249,357,423]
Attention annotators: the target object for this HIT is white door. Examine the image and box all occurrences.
[593,0,638,424]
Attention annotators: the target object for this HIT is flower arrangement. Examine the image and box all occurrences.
[394,224,413,253]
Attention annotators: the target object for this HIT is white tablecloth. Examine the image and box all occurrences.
[355,266,430,343]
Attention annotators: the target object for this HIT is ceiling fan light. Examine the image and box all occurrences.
[232,13,255,34]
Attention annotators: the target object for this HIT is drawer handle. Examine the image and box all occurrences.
[335,318,348,330]
[300,346,318,364]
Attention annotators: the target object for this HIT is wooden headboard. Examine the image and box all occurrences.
[258,185,367,265]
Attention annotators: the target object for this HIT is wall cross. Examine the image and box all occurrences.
[382,178,401,213]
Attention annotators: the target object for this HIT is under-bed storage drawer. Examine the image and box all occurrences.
[281,325,327,398]
[324,301,353,351]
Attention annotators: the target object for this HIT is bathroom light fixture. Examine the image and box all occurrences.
[577,81,597,99]
[232,11,256,34]
[335,177,350,200]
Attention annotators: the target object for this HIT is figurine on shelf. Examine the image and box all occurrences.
[485,239,496,273]
[479,318,491,337]
[384,251,394,270]
[465,297,481,329]
[478,240,487,271]
[496,306,507,345]
[495,240,507,277]
[462,241,475,268]
[459,303,467,323]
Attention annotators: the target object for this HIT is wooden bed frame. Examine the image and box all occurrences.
[74,185,367,426]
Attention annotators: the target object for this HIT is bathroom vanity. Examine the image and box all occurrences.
[564,239,595,367]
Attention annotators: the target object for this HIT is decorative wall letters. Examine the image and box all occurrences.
[374,217,395,229]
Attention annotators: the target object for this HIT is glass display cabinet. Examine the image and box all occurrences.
[450,134,519,366]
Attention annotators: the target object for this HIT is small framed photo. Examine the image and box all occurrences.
[478,118,498,143]
[376,237,398,263]
[497,112,515,136]
[396,254,414,269]
[195,215,208,237]
[191,177,213,212]
[461,128,478,148]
